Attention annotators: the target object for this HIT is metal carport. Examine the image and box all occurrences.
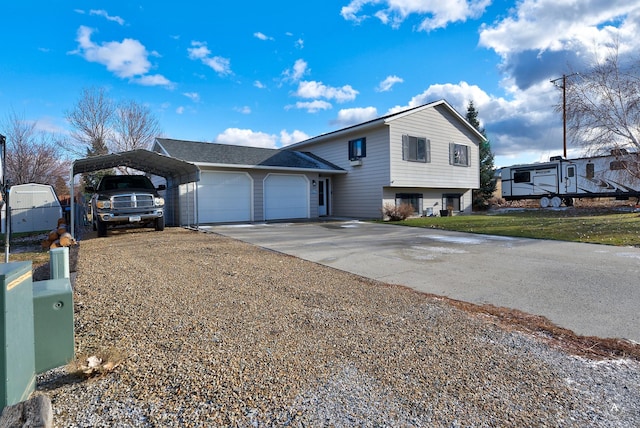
[70,149,200,237]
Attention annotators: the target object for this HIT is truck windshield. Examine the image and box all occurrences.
[98,176,155,191]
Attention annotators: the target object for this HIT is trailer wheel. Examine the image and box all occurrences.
[551,196,562,208]
[563,197,574,207]
[540,197,550,208]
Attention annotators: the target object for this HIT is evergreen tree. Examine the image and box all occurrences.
[466,101,496,209]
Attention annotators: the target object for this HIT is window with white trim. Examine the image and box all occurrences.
[449,143,470,166]
[348,137,366,161]
[402,135,430,163]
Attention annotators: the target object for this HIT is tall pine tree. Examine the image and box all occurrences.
[466,101,496,209]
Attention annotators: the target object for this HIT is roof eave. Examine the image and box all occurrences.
[194,162,347,174]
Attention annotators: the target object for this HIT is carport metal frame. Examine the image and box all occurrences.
[70,149,200,237]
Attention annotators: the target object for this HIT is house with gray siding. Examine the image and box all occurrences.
[287,99,485,218]
[154,99,484,224]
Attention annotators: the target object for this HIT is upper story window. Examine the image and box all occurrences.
[348,137,366,161]
[449,143,470,166]
[402,135,430,163]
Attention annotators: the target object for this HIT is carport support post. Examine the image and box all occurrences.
[69,169,75,239]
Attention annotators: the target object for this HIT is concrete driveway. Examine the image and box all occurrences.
[205,220,640,343]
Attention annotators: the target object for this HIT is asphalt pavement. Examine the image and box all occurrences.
[205,220,640,343]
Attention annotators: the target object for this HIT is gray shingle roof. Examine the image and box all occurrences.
[154,138,344,172]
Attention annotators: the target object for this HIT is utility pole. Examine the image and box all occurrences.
[551,73,578,158]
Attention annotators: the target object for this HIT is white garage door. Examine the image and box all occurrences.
[199,172,252,223]
[264,174,309,220]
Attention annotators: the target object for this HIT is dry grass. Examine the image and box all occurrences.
[442,296,640,361]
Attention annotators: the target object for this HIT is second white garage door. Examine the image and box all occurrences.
[264,174,309,220]
[199,172,252,223]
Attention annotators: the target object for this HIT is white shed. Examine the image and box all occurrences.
[3,183,63,234]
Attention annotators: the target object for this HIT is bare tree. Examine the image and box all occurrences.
[1,110,70,187]
[66,87,114,158]
[111,99,162,153]
[565,42,640,156]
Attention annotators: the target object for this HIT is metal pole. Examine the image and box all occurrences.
[0,134,7,263]
[562,74,567,158]
[551,73,578,159]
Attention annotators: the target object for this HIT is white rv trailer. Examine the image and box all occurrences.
[501,150,640,207]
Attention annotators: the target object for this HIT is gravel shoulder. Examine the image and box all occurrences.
[36,227,640,427]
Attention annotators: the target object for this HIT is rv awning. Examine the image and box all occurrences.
[72,149,200,185]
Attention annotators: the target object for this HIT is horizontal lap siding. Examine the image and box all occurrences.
[383,187,473,214]
[389,105,480,189]
[301,126,391,218]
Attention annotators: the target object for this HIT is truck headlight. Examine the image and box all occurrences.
[96,200,111,209]
[155,197,165,206]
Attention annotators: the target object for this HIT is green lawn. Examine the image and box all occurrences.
[386,208,640,247]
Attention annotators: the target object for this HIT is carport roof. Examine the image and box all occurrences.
[72,149,200,185]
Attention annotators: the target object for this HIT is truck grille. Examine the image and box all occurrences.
[112,194,154,209]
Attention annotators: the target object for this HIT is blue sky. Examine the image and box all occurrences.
[1,1,639,168]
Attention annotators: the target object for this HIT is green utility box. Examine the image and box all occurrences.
[33,278,74,373]
[0,262,36,408]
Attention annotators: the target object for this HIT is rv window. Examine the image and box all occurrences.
[610,160,627,170]
[567,166,575,178]
[586,163,594,179]
[513,171,530,183]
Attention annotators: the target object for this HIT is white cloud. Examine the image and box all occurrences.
[295,81,358,102]
[215,128,278,148]
[478,0,640,89]
[283,59,308,82]
[332,107,378,127]
[280,129,310,146]
[254,80,266,89]
[183,92,200,102]
[234,106,251,114]
[176,106,185,114]
[376,75,403,92]
[253,32,273,41]
[134,74,173,87]
[187,41,232,76]
[89,9,125,25]
[287,100,333,113]
[341,0,491,31]
[72,26,172,86]
[295,38,304,49]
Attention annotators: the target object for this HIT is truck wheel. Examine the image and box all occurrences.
[155,216,165,231]
[97,219,108,237]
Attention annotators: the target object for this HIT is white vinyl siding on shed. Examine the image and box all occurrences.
[198,171,252,223]
[264,174,309,220]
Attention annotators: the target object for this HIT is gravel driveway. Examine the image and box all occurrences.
[36,227,640,427]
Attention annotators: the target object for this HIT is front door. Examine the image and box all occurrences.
[564,164,577,194]
[318,178,330,216]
